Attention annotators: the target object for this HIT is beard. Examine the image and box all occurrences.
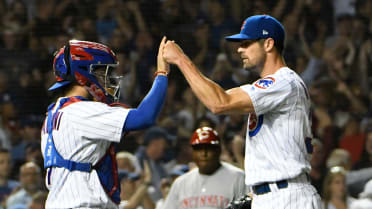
[242,52,266,75]
[243,66,261,79]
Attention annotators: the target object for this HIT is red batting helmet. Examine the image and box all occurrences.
[190,127,220,146]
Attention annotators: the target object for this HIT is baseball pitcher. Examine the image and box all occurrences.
[162,15,324,209]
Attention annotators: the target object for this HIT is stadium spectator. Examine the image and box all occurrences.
[135,127,171,202]
[309,138,327,196]
[119,162,154,209]
[353,127,372,170]
[6,162,42,209]
[322,166,355,209]
[117,151,140,173]
[326,149,372,197]
[28,191,47,209]
[0,148,19,206]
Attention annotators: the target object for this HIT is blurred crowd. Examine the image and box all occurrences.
[0,0,371,208]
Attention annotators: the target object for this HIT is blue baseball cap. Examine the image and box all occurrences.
[225,15,285,48]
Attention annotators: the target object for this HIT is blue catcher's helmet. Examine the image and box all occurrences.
[49,40,122,104]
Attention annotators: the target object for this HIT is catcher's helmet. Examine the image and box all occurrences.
[49,40,122,104]
[190,127,220,146]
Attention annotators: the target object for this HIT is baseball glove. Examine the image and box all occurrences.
[225,195,252,209]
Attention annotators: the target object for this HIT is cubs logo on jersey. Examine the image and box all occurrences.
[248,113,263,137]
[254,77,275,89]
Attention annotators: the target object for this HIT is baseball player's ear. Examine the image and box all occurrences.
[264,38,275,52]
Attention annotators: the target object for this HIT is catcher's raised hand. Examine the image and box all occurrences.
[163,39,186,66]
[157,36,170,74]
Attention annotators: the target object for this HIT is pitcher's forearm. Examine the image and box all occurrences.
[176,54,230,114]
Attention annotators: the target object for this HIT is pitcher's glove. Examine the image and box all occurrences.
[225,195,252,209]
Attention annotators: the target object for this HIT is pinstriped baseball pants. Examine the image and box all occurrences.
[251,177,324,209]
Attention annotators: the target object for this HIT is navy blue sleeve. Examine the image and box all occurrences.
[123,75,168,131]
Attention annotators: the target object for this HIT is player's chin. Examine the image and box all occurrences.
[242,62,255,70]
[243,65,256,71]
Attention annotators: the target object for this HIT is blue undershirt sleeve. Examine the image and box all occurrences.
[123,75,168,131]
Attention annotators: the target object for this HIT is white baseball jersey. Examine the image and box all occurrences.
[240,67,312,186]
[41,98,129,209]
[240,67,323,209]
[161,162,247,209]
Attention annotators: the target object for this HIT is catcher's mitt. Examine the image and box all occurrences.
[225,195,252,209]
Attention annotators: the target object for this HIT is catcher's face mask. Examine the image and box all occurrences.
[90,63,123,103]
